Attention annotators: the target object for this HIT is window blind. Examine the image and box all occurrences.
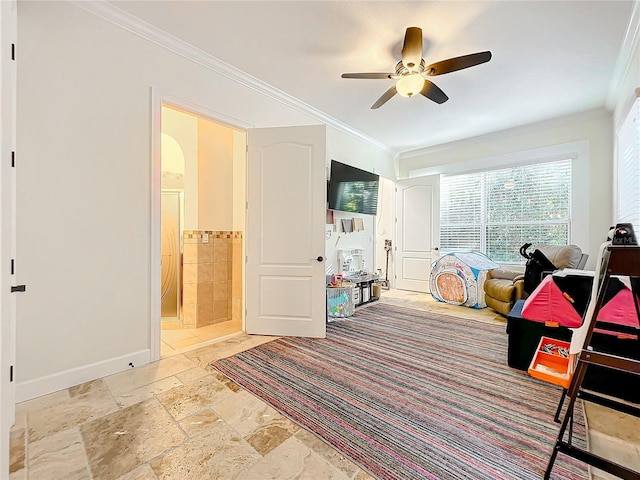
[616,98,640,232]
[440,159,572,263]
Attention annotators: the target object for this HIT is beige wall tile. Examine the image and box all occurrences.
[197,263,213,283]
[183,264,197,284]
[183,244,198,264]
[198,282,213,303]
[213,281,228,302]
[213,262,228,282]
[182,304,197,326]
[213,238,228,261]
[233,245,242,264]
[232,301,242,322]
[183,283,197,305]
[232,279,242,300]
[198,244,213,263]
[196,302,213,328]
[213,299,228,321]
[232,259,242,280]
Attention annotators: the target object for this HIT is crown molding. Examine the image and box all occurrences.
[68,0,395,156]
[399,107,611,160]
[606,0,640,109]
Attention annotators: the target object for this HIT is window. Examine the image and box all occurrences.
[440,159,572,263]
[615,97,640,232]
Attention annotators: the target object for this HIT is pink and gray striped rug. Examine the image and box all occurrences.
[212,303,586,480]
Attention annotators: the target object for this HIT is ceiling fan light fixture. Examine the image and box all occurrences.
[396,74,425,98]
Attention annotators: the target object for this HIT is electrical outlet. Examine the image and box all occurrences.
[203,233,209,243]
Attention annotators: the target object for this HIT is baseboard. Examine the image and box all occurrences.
[15,349,151,403]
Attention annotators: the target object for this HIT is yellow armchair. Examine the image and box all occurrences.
[483,269,525,316]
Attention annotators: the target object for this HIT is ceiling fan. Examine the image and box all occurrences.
[341,27,492,109]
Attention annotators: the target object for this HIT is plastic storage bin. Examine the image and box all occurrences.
[327,286,355,318]
[528,337,573,388]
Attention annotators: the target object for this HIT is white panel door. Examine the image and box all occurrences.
[246,125,326,338]
[395,175,440,292]
[0,1,16,476]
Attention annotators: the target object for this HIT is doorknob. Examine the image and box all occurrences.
[315,256,324,262]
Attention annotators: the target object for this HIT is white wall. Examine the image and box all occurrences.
[325,211,375,277]
[613,31,640,130]
[374,176,395,285]
[15,1,395,399]
[197,119,233,230]
[398,110,614,267]
[327,127,397,180]
[325,127,398,283]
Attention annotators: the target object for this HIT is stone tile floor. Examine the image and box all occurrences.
[9,290,640,479]
[161,319,243,357]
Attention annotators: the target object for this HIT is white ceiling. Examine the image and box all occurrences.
[110,0,635,154]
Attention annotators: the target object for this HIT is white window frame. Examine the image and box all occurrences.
[408,140,590,265]
[439,159,573,263]
[614,93,640,233]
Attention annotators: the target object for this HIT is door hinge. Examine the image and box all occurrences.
[395,218,397,223]
[11,259,14,275]
[11,151,15,168]
[11,44,15,61]
[11,285,26,293]
[245,201,248,210]
[9,366,13,382]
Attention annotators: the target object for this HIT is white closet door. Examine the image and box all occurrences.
[395,175,440,292]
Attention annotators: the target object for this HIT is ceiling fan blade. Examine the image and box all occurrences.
[420,80,448,104]
[401,27,423,69]
[371,85,397,109]
[425,51,492,76]
[341,73,393,79]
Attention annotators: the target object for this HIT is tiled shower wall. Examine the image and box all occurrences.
[182,230,242,328]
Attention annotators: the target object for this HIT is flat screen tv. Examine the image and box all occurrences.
[328,160,379,215]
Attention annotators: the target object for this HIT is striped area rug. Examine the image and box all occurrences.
[212,303,586,480]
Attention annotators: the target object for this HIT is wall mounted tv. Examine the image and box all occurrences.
[328,160,379,215]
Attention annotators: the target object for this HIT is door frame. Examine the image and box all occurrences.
[149,89,253,361]
[0,1,17,475]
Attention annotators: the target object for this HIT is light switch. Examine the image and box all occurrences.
[203,233,209,243]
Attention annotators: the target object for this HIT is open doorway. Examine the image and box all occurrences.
[159,104,246,356]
